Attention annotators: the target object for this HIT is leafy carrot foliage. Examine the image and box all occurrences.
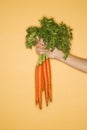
[25,16,73,59]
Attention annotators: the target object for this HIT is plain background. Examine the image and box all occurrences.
[0,0,87,130]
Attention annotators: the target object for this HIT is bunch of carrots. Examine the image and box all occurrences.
[25,16,73,109]
[35,54,52,109]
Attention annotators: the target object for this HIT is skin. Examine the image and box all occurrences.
[36,38,87,73]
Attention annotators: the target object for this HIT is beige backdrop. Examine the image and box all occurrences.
[0,0,87,130]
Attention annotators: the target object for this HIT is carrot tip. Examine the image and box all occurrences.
[46,101,48,106]
[39,105,42,109]
[50,99,52,102]
[36,101,38,105]
[49,97,52,102]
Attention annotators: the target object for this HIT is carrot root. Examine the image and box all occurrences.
[46,58,52,102]
[35,65,39,104]
[38,64,43,109]
[42,60,48,106]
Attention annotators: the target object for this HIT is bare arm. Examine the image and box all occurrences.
[53,49,87,73]
[36,39,87,73]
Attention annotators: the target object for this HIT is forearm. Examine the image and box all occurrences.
[55,51,87,73]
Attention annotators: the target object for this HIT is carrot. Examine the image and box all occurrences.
[42,60,48,106]
[46,58,52,102]
[38,64,43,109]
[35,65,39,104]
[42,67,45,91]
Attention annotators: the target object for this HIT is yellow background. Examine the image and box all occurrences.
[0,0,87,130]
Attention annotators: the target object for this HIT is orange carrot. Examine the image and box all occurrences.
[38,64,43,109]
[46,58,52,102]
[35,65,39,104]
[42,60,48,106]
[42,66,45,91]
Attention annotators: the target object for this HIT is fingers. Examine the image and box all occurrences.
[36,37,59,59]
[36,37,47,55]
[36,37,44,45]
[36,39,55,58]
[36,43,45,49]
[36,37,54,57]
[36,47,48,55]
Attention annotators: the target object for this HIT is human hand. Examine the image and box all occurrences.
[36,37,64,60]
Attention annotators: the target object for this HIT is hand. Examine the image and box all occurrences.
[36,37,64,60]
[36,37,48,55]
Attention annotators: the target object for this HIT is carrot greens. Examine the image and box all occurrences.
[25,16,73,59]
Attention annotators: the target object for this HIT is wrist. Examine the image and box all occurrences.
[55,49,64,61]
